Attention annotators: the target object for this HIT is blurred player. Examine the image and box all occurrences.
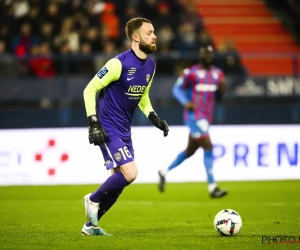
[158,45,227,198]
[82,17,169,236]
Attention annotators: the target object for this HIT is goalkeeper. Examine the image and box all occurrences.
[81,17,169,236]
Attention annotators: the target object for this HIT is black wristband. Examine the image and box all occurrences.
[87,115,99,124]
[148,111,157,121]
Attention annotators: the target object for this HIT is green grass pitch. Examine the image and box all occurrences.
[0,180,300,250]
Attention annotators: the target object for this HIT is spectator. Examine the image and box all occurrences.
[119,6,139,38]
[99,3,120,42]
[59,0,85,17]
[0,40,16,77]
[12,22,39,57]
[94,40,118,70]
[84,1,102,28]
[28,0,40,8]
[173,22,198,53]
[120,38,132,52]
[156,25,175,53]
[102,40,118,55]
[137,0,158,20]
[0,0,206,76]
[29,42,56,78]
[181,0,204,33]
[72,10,89,36]
[162,0,184,15]
[81,27,103,52]
[218,39,248,92]
[1,4,18,39]
[54,40,76,75]
[40,23,55,52]
[85,0,107,14]
[43,2,62,35]
[108,0,130,18]
[0,26,12,53]
[197,29,215,49]
[153,2,177,31]
[17,6,41,36]
[54,18,80,53]
[155,25,176,75]
[75,42,95,76]
[11,0,30,19]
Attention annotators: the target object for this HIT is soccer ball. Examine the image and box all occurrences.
[213,209,242,236]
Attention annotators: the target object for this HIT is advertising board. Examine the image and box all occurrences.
[0,125,299,185]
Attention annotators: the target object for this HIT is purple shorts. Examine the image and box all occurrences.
[99,134,134,170]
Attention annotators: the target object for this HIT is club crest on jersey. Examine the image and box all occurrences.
[97,66,108,79]
[146,74,151,83]
[114,152,121,162]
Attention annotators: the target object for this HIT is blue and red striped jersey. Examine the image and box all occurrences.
[173,64,224,123]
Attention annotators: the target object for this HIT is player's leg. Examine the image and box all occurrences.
[96,167,124,221]
[164,132,200,174]
[195,132,227,198]
[82,163,136,236]
[195,135,215,191]
[158,122,200,192]
[83,134,135,232]
[97,162,137,221]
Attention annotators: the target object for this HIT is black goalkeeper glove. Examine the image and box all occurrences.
[148,111,169,137]
[87,115,108,146]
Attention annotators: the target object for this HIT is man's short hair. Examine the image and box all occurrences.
[125,17,152,41]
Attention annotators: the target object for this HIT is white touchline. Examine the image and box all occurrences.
[117,201,295,206]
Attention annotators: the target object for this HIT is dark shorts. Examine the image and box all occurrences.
[99,133,134,170]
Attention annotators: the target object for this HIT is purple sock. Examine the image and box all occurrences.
[90,171,129,203]
[97,187,124,221]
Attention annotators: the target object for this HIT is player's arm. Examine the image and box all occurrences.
[138,77,154,118]
[84,58,122,116]
[172,70,195,110]
[138,70,169,137]
[83,58,122,145]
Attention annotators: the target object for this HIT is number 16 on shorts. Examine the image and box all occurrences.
[100,135,135,170]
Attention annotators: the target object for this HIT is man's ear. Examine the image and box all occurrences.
[132,33,139,43]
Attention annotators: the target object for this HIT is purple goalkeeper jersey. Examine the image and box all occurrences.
[96,49,155,138]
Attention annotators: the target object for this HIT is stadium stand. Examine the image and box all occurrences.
[0,0,299,128]
[193,0,300,76]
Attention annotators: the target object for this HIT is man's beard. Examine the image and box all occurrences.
[139,39,157,54]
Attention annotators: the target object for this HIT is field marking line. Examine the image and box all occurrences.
[118,201,295,206]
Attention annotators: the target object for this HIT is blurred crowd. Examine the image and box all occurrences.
[0,0,246,82]
[264,0,300,43]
